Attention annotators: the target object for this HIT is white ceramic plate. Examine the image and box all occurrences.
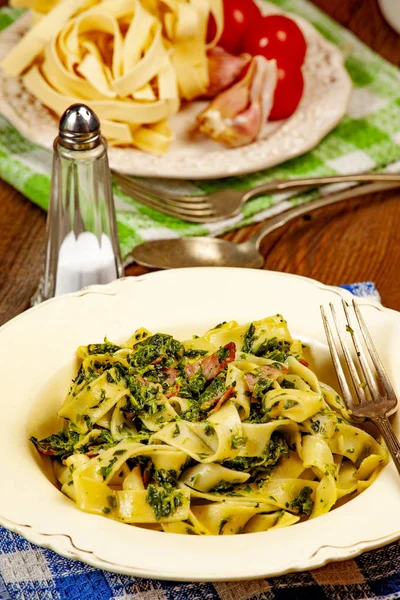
[1,268,400,581]
[0,3,352,179]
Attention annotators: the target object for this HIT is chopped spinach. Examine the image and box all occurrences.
[184,349,208,359]
[254,337,291,361]
[107,495,117,509]
[311,420,325,435]
[218,518,229,534]
[216,346,230,363]
[222,433,288,480]
[210,480,235,494]
[283,399,298,410]
[99,457,118,479]
[199,376,226,408]
[230,434,248,449]
[204,422,215,436]
[153,468,180,489]
[78,429,116,454]
[189,371,207,396]
[280,379,296,389]
[131,334,183,368]
[252,376,273,399]
[30,429,80,460]
[242,323,256,353]
[124,376,163,417]
[146,484,184,520]
[289,486,314,516]
[87,341,121,355]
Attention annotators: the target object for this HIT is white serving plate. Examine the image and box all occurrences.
[0,2,351,179]
[0,268,399,581]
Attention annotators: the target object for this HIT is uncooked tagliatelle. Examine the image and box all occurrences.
[2,0,223,153]
[31,316,388,536]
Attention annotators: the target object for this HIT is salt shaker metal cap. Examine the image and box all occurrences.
[33,104,123,304]
[58,104,101,150]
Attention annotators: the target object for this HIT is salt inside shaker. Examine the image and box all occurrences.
[33,104,123,304]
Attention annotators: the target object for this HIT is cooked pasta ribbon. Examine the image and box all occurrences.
[30,315,388,534]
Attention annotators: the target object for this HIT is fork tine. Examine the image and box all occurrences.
[353,299,398,403]
[320,305,356,409]
[329,303,367,405]
[116,179,212,209]
[113,173,212,205]
[117,187,215,223]
[145,194,212,211]
[341,300,380,400]
[116,182,215,215]
[117,183,216,219]
[154,196,211,209]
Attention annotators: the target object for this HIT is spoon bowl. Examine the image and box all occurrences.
[131,237,264,270]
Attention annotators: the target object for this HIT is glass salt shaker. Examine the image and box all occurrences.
[33,104,123,304]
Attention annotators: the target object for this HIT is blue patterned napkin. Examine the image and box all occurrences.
[2,282,399,600]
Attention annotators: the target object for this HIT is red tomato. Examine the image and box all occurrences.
[269,61,304,120]
[243,14,307,67]
[208,0,262,55]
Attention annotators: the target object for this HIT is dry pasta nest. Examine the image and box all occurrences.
[2,0,223,153]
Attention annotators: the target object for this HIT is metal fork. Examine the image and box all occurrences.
[113,172,400,223]
[321,299,400,475]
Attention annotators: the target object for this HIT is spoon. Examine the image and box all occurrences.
[127,181,399,270]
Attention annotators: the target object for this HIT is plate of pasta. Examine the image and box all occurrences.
[0,0,351,178]
[1,268,400,581]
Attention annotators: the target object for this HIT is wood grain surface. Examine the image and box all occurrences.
[0,0,399,325]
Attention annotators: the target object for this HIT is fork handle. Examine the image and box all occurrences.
[242,173,400,201]
[373,415,400,477]
[245,181,400,250]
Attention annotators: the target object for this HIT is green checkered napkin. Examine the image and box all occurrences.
[1,0,400,258]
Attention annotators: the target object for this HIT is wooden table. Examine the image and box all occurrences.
[0,0,399,325]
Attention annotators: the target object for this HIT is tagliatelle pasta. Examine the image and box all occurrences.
[2,0,223,153]
[31,316,389,535]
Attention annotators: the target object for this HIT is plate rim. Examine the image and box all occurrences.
[0,268,398,581]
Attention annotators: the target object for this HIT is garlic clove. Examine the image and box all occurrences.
[197,56,278,148]
[205,46,251,99]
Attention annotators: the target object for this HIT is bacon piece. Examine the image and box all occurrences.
[201,342,236,380]
[201,386,235,413]
[205,46,251,98]
[162,368,178,386]
[197,56,278,148]
[165,383,180,399]
[244,372,259,393]
[142,462,152,488]
[162,368,181,398]
[208,387,235,414]
[244,364,288,393]
[185,342,236,381]
[200,354,221,380]
[151,356,163,365]
[185,362,201,379]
